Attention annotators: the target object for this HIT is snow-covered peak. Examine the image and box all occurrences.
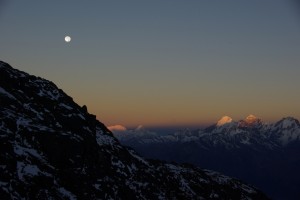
[272,117,300,145]
[278,117,299,127]
[135,125,146,131]
[238,114,262,128]
[245,114,258,123]
[112,125,158,142]
[217,116,233,126]
[133,125,158,138]
[274,117,300,129]
[108,125,127,132]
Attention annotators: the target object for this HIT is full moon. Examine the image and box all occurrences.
[65,36,71,43]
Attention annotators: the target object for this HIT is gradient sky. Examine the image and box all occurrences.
[1,0,300,128]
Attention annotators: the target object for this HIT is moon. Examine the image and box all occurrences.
[65,36,71,43]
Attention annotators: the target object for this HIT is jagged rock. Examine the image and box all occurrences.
[81,105,88,113]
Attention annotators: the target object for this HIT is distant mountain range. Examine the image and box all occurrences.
[0,60,269,199]
[112,115,300,199]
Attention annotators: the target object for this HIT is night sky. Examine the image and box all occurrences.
[1,0,300,128]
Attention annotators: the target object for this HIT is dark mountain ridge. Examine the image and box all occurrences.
[0,61,268,199]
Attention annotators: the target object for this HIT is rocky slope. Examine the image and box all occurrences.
[0,61,269,199]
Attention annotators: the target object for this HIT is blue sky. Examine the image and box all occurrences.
[1,0,300,127]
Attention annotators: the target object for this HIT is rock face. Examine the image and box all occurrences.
[0,61,269,199]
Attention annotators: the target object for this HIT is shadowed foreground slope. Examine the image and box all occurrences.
[0,61,268,199]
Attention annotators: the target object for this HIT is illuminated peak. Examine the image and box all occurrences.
[217,116,233,126]
[246,114,257,119]
[245,114,258,122]
[107,125,127,131]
